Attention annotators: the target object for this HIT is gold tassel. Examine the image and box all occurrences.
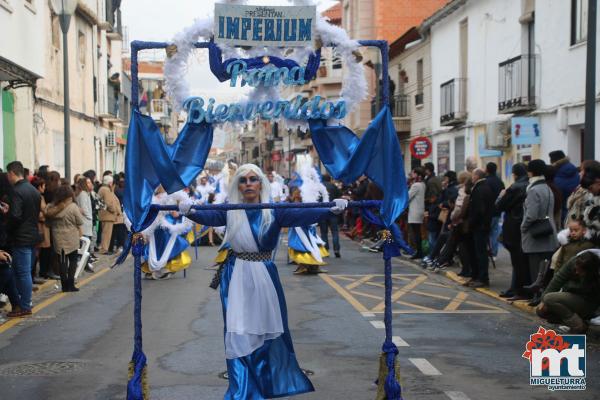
[375,352,401,400]
[128,361,150,400]
[165,44,178,58]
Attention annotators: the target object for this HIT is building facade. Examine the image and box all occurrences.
[0,0,127,177]
[0,0,45,167]
[423,0,600,180]
[341,0,447,134]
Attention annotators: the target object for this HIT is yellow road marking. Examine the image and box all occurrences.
[350,290,383,301]
[396,300,435,311]
[411,289,453,301]
[373,275,428,312]
[0,267,111,334]
[364,281,402,291]
[380,310,509,314]
[345,275,374,290]
[334,276,356,282]
[445,291,469,311]
[319,274,369,313]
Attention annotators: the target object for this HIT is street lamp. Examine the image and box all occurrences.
[50,0,78,181]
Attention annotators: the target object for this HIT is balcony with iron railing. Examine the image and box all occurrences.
[392,94,410,134]
[498,54,538,114]
[440,78,467,126]
[149,99,171,122]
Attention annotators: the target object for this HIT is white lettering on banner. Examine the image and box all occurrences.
[215,4,316,47]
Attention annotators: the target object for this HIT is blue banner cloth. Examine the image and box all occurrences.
[309,106,408,227]
[123,110,213,232]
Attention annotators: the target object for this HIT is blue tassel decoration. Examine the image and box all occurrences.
[127,235,149,400]
[381,233,403,400]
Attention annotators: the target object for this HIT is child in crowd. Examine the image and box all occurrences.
[552,217,595,272]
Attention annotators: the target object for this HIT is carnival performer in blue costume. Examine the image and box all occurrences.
[179,164,347,400]
[287,156,330,274]
[141,188,194,280]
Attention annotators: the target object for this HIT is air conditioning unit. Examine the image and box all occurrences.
[105,131,117,147]
[486,120,510,149]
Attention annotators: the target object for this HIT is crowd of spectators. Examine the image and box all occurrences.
[0,162,126,319]
[337,151,600,334]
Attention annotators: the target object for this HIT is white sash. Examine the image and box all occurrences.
[225,211,283,359]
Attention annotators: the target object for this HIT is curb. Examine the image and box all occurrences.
[443,270,535,314]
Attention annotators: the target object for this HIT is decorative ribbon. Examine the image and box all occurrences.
[127,235,149,400]
[208,42,321,83]
[381,230,403,400]
[361,208,413,255]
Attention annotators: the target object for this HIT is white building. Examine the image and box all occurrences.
[424,0,600,180]
[0,0,45,167]
[389,27,435,173]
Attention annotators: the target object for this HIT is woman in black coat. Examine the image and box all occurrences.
[495,163,530,301]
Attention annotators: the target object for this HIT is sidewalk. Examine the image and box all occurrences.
[0,253,118,324]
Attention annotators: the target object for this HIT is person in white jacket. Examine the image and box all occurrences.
[408,167,426,259]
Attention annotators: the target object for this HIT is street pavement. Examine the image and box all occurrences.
[0,236,599,400]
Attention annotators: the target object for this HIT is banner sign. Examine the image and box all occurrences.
[512,117,541,145]
[409,137,432,160]
[215,3,316,47]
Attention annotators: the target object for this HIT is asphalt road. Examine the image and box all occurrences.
[0,236,598,400]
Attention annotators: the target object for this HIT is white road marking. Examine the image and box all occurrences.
[445,391,471,400]
[361,312,376,317]
[370,320,385,329]
[409,358,442,376]
[392,335,409,347]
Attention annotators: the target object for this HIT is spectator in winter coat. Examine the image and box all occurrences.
[465,169,494,288]
[521,159,559,306]
[6,161,40,314]
[0,172,27,317]
[485,162,505,258]
[549,150,580,222]
[495,163,530,300]
[45,185,83,292]
[97,175,122,254]
[537,250,600,334]
[408,168,426,259]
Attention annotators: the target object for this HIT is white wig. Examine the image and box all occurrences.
[225,164,273,240]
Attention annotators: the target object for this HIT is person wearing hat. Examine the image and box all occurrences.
[521,159,559,306]
[549,150,580,222]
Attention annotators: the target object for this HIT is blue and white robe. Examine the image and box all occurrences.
[187,206,333,400]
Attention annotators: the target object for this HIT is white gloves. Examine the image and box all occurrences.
[178,198,195,215]
[330,198,348,214]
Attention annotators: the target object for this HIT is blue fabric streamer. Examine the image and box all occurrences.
[123,110,213,233]
[383,240,403,400]
[127,239,147,400]
[308,106,408,227]
[208,42,321,83]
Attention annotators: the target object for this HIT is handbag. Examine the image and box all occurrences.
[438,208,450,224]
[529,186,554,238]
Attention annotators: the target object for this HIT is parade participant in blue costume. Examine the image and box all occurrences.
[179,164,347,400]
[287,156,330,274]
[141,187,194,280]
[192,172,216,246]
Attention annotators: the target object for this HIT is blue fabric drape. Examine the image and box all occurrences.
[123,110,213,232]
[308,106,408,227]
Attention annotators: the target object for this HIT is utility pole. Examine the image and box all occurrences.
[584,0,597,160]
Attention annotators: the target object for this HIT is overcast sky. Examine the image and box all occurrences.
[121,0,338,98]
